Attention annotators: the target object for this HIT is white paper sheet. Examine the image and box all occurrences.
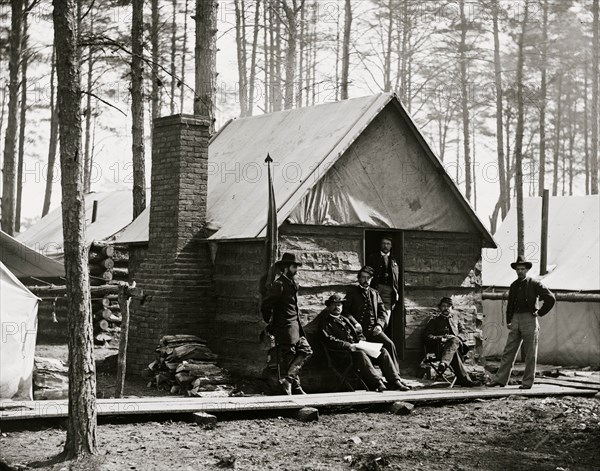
[356,341,383,359]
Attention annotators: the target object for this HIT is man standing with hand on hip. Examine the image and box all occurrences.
[488,255,556,389]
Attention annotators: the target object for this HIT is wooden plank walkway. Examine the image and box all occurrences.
[1,384,597,422]
[536,377,600,391]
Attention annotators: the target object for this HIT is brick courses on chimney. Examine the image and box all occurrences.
[127,115,216,374]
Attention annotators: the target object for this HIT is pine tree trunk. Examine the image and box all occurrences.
[268,0,276,112]
[0,36,5,142]
[552,75,562,196]
[334,5,340,101]
[568,100,575,196]
[340,0,352,100]
[383,0,393,92]
[180,0,189,112]
[263,0,269,112]
[170,0,177,114]
[310,2,316,105]
[459,0,471,202]
[132,0,147,219]
[0,87,6,158]
[53,0,97,457]
[1,0,23,235]
[281,0,299,109]
[505,106,511,210]
[584,62,590,195]
[472,118,477,210]
[538,0,548,196]
[248,0,261,115]
[297,0,305,107]
[273,2,282,111]
[400,2,410,106]
[151,0,161,121]
[514,2,529,257]
[194,0,218,133]
[561,134,565,196]
[234,0,248,117]
[43,46,59,218]
[591,0,599,194]
[15,10,28,233]
[83,11,94,193]
[492,0,507,218]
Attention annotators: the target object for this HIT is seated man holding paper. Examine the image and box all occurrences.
[319,294,409,392]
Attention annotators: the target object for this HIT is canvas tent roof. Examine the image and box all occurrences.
[17,190,136,260]
[482,196,599,291]
[0,230,64,279]
[114,93,494,246]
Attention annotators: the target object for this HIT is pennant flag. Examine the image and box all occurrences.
[264,153,278,290]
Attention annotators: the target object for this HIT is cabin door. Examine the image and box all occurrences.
[363,230,405,360]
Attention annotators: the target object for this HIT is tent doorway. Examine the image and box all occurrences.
[363,230,405,360]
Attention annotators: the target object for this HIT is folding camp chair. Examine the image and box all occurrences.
[422,342,457,388]
[321,343,369,392]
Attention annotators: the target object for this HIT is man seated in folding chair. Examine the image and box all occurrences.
[319,294,409,392]
[423,297,478,387]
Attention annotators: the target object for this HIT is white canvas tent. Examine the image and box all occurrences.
[0,261,39,400]
[17,190,137,260]
[482,196,600,367]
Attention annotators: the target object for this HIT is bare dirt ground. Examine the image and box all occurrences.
[1,394,599,471]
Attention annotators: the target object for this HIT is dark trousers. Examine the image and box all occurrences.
[433,337,473,386]
[365,330,400,372]
[277,337,312,382]
[352,348,400,389]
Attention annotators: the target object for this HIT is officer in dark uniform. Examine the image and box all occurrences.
[366,236,400,323]
[320,294,407,392]
[424,297,477,387]
[342,266,410,390]
[261,253,312,395]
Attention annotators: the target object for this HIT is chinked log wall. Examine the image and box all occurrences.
[403,231,483,363]
[170,225,483,375]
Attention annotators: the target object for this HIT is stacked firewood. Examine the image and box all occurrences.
[28,283,123,345]
[87,242,130,345]
[88,242,129,285]
[146,335,233,396]
[109,244,130,283]
[88,242,115,285]
[92,294,122,346]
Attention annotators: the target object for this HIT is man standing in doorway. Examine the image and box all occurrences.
[343,266,411,390]
[488,255,556,389]
[261,253,312,395]
[367,236,400,326]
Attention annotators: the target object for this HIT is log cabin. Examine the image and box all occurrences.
[115,93,496,386]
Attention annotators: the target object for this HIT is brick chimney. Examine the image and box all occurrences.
[128,115,215,373]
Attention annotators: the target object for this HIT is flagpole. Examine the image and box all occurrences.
[264,153,281,383]
[265,153,278,288]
